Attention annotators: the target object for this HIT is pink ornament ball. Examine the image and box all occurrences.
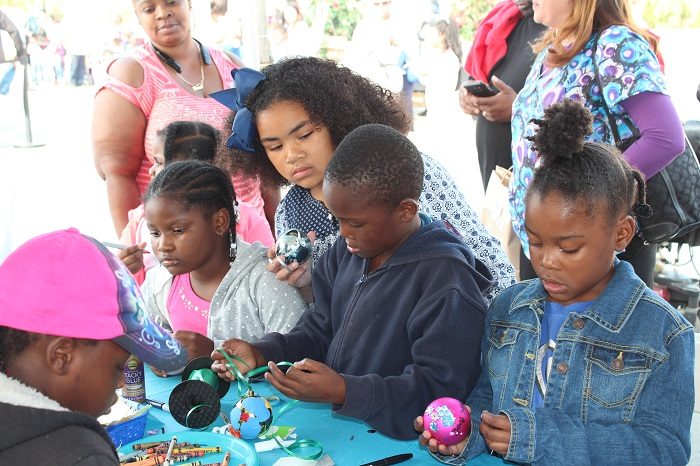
[423,397,470,446]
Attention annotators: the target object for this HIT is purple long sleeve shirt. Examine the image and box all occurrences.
[620,91,685,179]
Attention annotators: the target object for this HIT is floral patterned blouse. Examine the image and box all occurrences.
[510,25,667,255]
[275,152,517,305]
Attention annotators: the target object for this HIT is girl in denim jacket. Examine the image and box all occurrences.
[416,100,695,465]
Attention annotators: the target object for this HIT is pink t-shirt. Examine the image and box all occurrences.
[98,43,264,216]
[167,273,209,335]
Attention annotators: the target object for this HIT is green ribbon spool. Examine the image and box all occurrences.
[189,367,222,388]
[169,357,230,430]
[215,348,324,461]
[184,368,223,430]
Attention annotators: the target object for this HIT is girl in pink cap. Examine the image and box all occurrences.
[0,228,187,465]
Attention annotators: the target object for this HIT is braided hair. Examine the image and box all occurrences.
[145,160,238,260]
[156,121,220,165]
[526,99,648,225]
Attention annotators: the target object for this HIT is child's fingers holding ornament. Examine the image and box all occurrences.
[415,415,468,455]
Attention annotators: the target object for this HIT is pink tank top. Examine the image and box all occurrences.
[167,273,210,335]
[98,44,264,216]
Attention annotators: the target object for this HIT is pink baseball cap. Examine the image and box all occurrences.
[0,228,187,372]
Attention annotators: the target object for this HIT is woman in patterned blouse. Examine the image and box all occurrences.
[510,0,685,286]
[221,57,516,305]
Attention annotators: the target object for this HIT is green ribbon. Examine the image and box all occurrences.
[215,348,323,461]
[189,367,222,388]
[184,368,221,430]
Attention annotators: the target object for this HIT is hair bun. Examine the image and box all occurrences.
[528,99,593,163]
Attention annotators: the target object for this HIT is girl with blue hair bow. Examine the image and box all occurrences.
[212,57,517,305]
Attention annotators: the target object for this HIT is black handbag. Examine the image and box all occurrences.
[591,36,700,245]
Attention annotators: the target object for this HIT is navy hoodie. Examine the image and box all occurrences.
[254,217,493,439]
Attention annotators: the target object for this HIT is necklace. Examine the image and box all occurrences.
[152,39,205,92]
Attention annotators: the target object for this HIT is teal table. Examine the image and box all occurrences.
[142,370,504,465]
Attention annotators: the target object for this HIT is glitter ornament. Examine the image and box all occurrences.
[423,397,470,446]
[230,392,273,439]
[275,229,312,266]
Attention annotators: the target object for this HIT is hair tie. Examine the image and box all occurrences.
[633,203,653,219]
[232,200,241,223]
[210,68,267,153]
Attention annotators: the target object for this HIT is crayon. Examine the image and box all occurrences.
[173,447,221,454]
[143,443,199,454]
[127,455,166,466]
[221,452,231,466]
[131,441,167,451]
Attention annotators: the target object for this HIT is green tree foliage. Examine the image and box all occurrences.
[311,0,361,38]
[641,0,700,28]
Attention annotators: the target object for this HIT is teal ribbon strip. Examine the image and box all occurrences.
[189,367,222,387]
[185,403,213,430]
[214,348,323,461]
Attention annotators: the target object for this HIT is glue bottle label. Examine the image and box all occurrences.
[123,355,145,402]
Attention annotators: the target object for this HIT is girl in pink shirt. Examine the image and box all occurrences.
[120,121,273,284]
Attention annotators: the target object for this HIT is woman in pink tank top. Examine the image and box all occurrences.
[92,0,279,235]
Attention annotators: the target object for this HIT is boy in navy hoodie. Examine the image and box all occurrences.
[212,124,492,439]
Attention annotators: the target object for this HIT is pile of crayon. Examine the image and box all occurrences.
[119,439,237,466]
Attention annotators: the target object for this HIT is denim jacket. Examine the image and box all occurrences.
[438,260,694,465]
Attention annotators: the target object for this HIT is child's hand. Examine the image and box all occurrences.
[479,410,511,456]
[117,242,147,275]
[414,410,469,456]
[264,358,346,405]
[211,339,266,381]
[266,231,315,297]
[173,330,214,360]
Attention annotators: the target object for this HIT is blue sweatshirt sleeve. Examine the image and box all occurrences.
[334,286,486,440]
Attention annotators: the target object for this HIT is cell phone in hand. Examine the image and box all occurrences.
[463,80,498,97]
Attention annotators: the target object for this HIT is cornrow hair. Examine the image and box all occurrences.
[222,56,411,188]
[526,99,647,224]
[157,121,220,165]
[0,326,38,374]
[325,124,424,209]
[145,160,237,240]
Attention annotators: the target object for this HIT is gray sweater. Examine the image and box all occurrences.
[142,239,307,344]
[0,374,119,465]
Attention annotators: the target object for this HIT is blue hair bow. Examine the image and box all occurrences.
[211,68,267,153]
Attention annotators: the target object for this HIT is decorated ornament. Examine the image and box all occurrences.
[275,229,312,266]
[423,397,470,446]
[230,391,273,439]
